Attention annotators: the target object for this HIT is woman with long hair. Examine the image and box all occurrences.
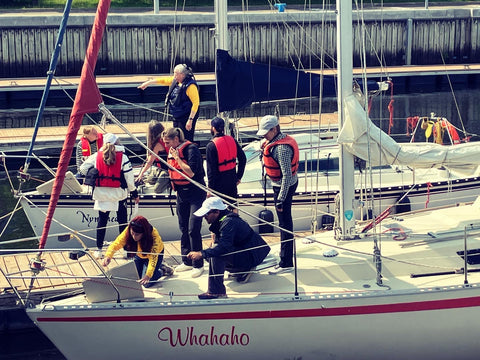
[102,216,173,288]
[136,120,169,192]
[80,133,139,259]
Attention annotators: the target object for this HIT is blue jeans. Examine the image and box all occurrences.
[134,252,164,288]
[273,181,298,268]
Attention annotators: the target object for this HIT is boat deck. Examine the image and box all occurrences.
[0,231,300,307]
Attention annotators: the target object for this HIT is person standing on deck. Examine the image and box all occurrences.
[75,125,103,177]
[135,120,169,193]
[138,64,200,142]
[205,116,246,209]
[80,133,139,259]
[163,127,206,278]
[187,197,270,299]
[257,115,299,275]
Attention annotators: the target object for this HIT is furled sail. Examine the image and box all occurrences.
[38,0,109,249]
[338,95,480,175]
[215,49,336,112]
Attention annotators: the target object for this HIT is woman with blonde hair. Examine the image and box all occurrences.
[80,133,139,258]
[163,127,206,278]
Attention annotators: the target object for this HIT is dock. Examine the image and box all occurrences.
[2,63,480,93]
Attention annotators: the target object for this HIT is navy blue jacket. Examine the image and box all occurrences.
[202,211,270,266]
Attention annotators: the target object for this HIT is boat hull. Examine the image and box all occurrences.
[27,286,480,360]
[18,174,480,247]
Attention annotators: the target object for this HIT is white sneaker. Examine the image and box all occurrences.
[93,249,103,259]
[175,263,193,272]
[268,265,293,275]
[191,267,204,278]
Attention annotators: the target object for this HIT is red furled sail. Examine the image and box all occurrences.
[38,0,110,249]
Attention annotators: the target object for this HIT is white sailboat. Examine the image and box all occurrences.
[9,0,480,359]
[12,5,480,248]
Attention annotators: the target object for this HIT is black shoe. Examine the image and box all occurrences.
[236,268,255,284]
[198,292,227,300]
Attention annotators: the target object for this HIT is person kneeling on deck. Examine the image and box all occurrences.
[102,216,174,288]
[187,197,270,300]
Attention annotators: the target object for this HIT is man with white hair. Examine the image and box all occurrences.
[257,115,299,275]
[187,197,270,300]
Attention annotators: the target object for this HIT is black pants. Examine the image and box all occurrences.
[173,115,197,143]
[176,188,206,268]
[207,253,255,295]
[96,199,127,249]
[273,181,298,268]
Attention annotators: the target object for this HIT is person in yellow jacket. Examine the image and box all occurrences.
[138,64,200,142]
[102,215,173,288]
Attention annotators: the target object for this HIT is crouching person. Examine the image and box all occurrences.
[102,216,173,288]
[187,197,270,300]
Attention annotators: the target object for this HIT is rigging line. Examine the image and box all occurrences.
[425,11,467,137]
[170,0,186,71]
[241,0,253,62]
[355,0,378,218]
[18,196,98,245]
[0,197,23,240]
[99,92,171,117]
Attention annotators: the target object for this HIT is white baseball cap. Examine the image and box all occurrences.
[103,133,118,144]
[194,197,227,217]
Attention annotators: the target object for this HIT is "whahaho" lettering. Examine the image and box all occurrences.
[158,326,249,347]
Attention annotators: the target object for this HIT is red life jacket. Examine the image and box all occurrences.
[167,141,193,190]
[212,135,237,172]
[96,150,123,188]
[262,135,300,182]
[81,133,103,157]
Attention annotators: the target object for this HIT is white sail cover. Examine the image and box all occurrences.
[337,95,480,175]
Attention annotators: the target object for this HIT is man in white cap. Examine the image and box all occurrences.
[187,197,270,300]
[257,115,299,274]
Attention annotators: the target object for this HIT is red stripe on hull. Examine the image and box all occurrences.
[37,295,480,323]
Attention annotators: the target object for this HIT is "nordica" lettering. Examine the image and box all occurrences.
[157,326,249,347]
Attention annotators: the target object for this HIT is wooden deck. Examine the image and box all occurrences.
[0,231,310,307]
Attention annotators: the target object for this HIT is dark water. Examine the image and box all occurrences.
[1,88,480,358]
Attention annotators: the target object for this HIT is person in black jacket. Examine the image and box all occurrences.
[163,127,206,278]
[188,197,270,300]
[205,116,246,208]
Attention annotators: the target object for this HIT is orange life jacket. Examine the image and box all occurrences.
[212,135,237,172]
[81,133,103,157]
[167,141,193,189]
[262,135,299,182]
[96,150,123,188]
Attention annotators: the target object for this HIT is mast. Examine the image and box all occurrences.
[20,0,73,177]
[37,0,110,250]
[214,0,229,130]
[336,0,356,239]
